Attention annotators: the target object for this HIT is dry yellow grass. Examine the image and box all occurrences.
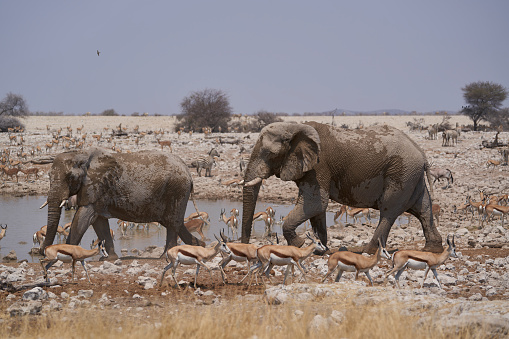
[0,299,488,339]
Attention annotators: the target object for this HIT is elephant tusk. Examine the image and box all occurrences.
[39,201,48,209]
[244,177,262,187]
[59,200,68,208]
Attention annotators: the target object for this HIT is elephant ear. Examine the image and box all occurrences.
[67,152,91,194]
[280,124,321,181]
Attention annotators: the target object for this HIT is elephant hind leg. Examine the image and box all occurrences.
[92,217,118,260]
[407,188,443,253]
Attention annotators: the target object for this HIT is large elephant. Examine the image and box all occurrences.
[241,122,442,254]
[40,147,204,259]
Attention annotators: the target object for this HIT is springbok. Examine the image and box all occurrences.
[384,235,457,289]
[40,240,108,284]
[157,139,172,152]
[184,211,210,224]
[184,218,206,242]
[216,231,259,284]
[219,209,238,240]
[322,239,389,286]
[0,224,7,241]
[429,168,454,188]
[251,232,327,285]
[482,204,509,228]
[334,205,371,225]
[252,211,274,237]
[159,235,231,289]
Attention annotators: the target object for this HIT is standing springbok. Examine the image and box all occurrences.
[322,239,389,286]
[159,235,231,289]
[216,231,259,284]
[184,211,210,224]
[482,204,509,228]
[251,232,327,285]
[40,240,108,284]
[0,224,7,242]
[334,205,371,225]
[252,210,274,237]
[219,209,238,240]
[429,168,454,188]
[184,218,206,242]
[384,235,457,289]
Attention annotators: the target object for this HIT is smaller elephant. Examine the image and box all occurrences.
[41,147,204,259]
[64,194,77,210]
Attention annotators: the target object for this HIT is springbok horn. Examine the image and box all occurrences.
[214,234,221,243]
[59,200,67,208]
[220,229,227,242]
[39,200,48,209]
[244,177,262,187]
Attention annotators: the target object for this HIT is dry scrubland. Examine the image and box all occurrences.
[1,114,509,338]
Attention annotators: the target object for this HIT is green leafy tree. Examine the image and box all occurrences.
[461,81,508,131]
[0,92,29,132]
[177,89,232,132]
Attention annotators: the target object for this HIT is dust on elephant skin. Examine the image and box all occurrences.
[41,148,203,259]
[242,122,442,254]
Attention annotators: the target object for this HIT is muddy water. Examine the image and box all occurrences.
[0,196,345,262]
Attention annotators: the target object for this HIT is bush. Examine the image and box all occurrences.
[0,116,24,132]
[101,109,119,116]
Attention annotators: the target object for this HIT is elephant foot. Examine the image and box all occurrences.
[422,242,444,253]
[287,235,305,248]
[363,244,378,255]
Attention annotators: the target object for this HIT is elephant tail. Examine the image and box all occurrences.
[424,162,434,200]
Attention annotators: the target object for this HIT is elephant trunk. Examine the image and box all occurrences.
[241,148,269,243]
[241,184,261,243]
[40,203,62,254]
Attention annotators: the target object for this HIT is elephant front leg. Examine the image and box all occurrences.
[91,217,118,260]
[283,182,329,248]
[67,206,97,246]
[309,212,329,254]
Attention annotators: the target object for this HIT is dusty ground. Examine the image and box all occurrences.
[1,115,509,329]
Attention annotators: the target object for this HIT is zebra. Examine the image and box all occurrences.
[191,148,220,177]
[238,146,251,174]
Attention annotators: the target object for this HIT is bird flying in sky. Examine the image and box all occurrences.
[97,50,100,56]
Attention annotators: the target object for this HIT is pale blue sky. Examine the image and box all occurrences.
[1,1,508,115]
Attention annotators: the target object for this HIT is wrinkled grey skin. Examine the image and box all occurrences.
[242,122,442,254]
[41,147,203,259]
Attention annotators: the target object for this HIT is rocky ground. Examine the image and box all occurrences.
[1,115,509,335]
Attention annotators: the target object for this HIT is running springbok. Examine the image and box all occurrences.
[40,240,108,284]
[251,232,327,285]
[322,239,389,286]
[384,235,457,289]
[159,235,231,289]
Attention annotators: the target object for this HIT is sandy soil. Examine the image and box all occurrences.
[1,114,509,320]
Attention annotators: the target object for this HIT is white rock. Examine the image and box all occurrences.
[22,287,48,301]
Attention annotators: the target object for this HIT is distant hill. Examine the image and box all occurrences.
[310,109,459,116]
